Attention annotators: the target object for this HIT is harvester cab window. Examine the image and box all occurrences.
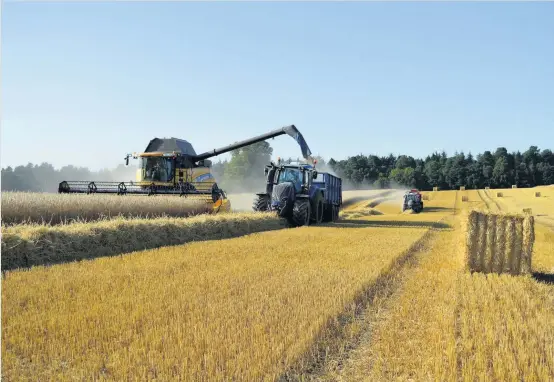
[141,157,174,182]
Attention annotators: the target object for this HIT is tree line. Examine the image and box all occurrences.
[2,144,553,193]
[328,146,554,190]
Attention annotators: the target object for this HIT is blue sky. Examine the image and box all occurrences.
[2,2,553,171]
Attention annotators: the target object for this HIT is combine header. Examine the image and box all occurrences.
[59,125,313,212]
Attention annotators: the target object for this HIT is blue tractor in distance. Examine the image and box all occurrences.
[252,158,343,227]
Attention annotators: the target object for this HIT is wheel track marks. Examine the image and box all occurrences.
[280,193,458,381]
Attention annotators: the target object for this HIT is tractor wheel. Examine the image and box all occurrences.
[311,192,324,224]
[289,199,310,227]
[252,194,270,212]
[333,205,340,221]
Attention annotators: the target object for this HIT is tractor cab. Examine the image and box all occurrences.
[277,167,303,192]
[404,190,421,201]
[265,158,319,195]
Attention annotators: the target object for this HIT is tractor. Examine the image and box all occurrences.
[402,189,424,213]
[252,158,342,227]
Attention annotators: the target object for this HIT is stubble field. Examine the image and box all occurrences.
[2,186,553,381]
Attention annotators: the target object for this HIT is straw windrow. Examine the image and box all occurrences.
[1,212,283,271]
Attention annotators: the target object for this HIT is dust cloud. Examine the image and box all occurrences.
[227,193,257,212]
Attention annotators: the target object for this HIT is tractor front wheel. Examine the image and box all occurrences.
[289,199,310,227]
[252,194,270,212]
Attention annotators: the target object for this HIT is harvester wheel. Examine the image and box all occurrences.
[289,199,310,227]
[252,194,270,212]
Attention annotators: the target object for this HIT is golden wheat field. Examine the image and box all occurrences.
[1,192,212,225]
[2,186,554,381]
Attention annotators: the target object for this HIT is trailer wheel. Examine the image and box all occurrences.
[321,205,332,222]
[322,203,336,223]
[311,192,324,224]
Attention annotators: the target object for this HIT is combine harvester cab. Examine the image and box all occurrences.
[253,158,342,227]
[402,189,424,213]
[58,125,313,214]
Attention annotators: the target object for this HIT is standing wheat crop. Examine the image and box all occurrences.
[1,192,212,225]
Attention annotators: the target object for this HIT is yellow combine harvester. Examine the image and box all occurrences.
[58,125,313,213]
